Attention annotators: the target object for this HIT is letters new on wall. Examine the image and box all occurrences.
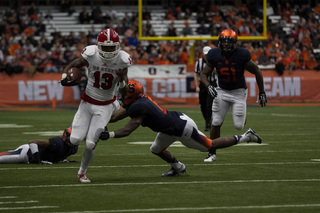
[0,66,319,107]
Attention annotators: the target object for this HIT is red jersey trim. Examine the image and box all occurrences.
[81,92,116,105]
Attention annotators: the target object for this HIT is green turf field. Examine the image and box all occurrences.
[0,105,319,213]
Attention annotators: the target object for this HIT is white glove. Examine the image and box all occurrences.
[207,85,217,98]
[256,91,267,107]
[61,73,67,80]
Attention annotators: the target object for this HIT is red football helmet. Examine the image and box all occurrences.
[218,29,238,56]
[97,28,120,60]
[122,80,144,107]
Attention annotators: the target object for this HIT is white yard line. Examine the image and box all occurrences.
[0,200,38,204]
[0,196,17,199]
[100,149,320,155]
[22,131,63,136]
[1,178,320,189]
[0,206,59,211]
[0,161,318,171]
[0,197,56,212]
[44,203,320,213]
[247,112,319,118]
[129,141,267,146]
[0,124,33,128]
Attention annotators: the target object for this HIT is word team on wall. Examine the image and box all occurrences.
[0,65,319,107]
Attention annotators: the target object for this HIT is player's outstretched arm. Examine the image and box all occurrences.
[100,116,143,140]
[115,116,143,137]
[110,108,129,123]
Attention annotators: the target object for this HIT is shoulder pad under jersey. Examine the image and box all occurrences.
[206,48,221,64]
[118,50,132,69]
[81,45,97,58]
[237,47,251,62]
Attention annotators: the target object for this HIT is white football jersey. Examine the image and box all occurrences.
[81,45,131,102]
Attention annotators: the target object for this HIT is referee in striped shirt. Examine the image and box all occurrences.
[194,46,217,131]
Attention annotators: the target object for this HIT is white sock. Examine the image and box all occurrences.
[234,134,248,144]
[171,161,184,171]
[78,149,95,175]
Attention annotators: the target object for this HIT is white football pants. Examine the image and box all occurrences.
[70,99,120,175]
[0,145,29,164]
[150,114,212,153]
[211,88,247,130]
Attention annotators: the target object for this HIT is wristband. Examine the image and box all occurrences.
[109,131,115,138]
[119,81,126,89]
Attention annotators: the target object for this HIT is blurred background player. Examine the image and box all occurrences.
[60,28,132,183]
[194,46,218,131]
[0,126,78,164]
[99,80,262,177]
[201,29,267,162]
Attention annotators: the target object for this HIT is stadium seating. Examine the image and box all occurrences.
[38,6,203,38]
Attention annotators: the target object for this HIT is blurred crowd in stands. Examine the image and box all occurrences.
[1,1,320,76]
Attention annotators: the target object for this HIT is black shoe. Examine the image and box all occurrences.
[205,124,211,131]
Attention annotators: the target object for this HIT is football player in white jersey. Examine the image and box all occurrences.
[60,28,132,183]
